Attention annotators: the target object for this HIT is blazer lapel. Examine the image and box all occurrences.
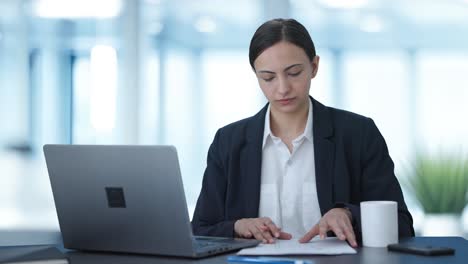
[240,105,268,218]
[311,97,335,215]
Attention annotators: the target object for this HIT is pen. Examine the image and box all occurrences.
[227,256,313,264]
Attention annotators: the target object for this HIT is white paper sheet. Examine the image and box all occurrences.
[237,237,357,255]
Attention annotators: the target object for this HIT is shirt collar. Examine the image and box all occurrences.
[262,98,313,149]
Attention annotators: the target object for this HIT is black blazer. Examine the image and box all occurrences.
[192,97,414,239]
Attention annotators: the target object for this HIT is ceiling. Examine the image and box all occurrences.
[1,0,468,50]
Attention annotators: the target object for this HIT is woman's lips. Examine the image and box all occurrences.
[277,98,295,105]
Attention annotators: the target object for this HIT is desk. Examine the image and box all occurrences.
[65,237,468,264]
[1,236,467,264]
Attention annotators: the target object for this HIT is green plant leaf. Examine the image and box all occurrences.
[403,152,468,214]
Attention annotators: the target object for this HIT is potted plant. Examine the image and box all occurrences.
[402,152,468,236]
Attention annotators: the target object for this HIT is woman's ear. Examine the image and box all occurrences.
[311,55,320,78]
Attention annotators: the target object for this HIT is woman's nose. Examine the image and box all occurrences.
[277,77,291,95]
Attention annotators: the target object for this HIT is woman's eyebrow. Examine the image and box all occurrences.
[284,63,303,71]
[257,70,275,74]
[257,63,303,74]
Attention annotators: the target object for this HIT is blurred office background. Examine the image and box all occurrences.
[1,0,468,239]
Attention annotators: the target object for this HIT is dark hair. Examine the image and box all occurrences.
[249,18,316,70]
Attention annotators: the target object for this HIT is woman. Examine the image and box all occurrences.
[191,18,414,247]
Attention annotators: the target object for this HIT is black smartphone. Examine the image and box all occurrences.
[387,243,455,256]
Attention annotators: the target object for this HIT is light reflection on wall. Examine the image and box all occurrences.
[32,0,122,19]
[90,45,117,134]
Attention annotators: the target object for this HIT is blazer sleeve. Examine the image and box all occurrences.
[344,118,414,238]
[191,130,236,237]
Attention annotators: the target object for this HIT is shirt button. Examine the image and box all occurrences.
[287,160,292,166]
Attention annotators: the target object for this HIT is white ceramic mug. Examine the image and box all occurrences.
[360,201,398,247]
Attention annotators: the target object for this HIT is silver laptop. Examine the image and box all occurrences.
[43,144,259,258]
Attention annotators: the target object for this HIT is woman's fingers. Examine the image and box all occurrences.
[248,225,267,242]
[264,221,281,238]
[279,231,292,240]
[340,217,357,247]
[299,208,357,247]
[234,217,292,243]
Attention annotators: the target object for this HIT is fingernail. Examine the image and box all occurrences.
[275,232,280,238]
[262,239,267,243]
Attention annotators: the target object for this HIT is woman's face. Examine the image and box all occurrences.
[253,41,319,115]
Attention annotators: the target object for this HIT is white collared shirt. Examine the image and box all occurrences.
[258,98,322,238]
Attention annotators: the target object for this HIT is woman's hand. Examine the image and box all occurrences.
[299,208,358,247]
[234,217,292,243]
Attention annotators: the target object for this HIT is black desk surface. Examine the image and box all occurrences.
[1,236,467,264]
[64,237,467,264]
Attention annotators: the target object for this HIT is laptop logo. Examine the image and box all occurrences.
[105,187,126,208]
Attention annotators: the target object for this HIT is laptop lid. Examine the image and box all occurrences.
[44,144,197,256]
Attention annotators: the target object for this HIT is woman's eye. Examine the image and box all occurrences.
[263,77,274,82]
[289,71,302,77]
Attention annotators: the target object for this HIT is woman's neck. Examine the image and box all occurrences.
[270,103,309,142]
